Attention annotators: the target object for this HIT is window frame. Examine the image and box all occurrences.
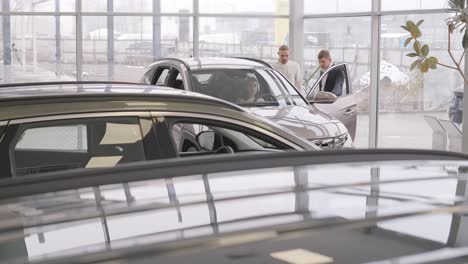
[306,63,351,99]
[152,66,172,86]
[0,112,158,179]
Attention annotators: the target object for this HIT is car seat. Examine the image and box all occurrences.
[174,79,184,90]
[208,72,236,103]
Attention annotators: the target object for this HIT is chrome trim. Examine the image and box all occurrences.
[151,111,304,151]
[9,112,152,125]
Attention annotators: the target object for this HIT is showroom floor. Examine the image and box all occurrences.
[355,112,449,149]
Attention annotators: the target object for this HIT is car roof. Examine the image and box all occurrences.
[1,150,468,263]
[0,81,246,119]
[150,57,273,70]
[0,81,315,149]
[0,81,236,103]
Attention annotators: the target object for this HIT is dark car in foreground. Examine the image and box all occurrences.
[0,150,468,263]
[0,82,317,178]
[142,57,356,149]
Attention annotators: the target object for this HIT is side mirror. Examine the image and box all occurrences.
[308,91,337,104]
[196,131,216,151]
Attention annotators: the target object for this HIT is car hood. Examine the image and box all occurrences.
[247,105,348,139]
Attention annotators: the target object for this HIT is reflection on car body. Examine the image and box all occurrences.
[0,82,317,179]
[0,150,468,263]
[142,57,356,149]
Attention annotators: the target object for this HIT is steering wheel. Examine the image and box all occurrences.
[215,146,234,154]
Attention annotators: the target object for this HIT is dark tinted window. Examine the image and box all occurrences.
[170,120,286,158]
[155,68,170,86]
[11,117,146,176]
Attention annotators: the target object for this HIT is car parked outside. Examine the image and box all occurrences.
[141,57,356,149]
[449,86,463,124]
[0,82,318,178]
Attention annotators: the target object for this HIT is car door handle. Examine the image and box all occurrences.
[344,108,356,115]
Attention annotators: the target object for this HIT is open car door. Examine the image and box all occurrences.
[304,63,357,140]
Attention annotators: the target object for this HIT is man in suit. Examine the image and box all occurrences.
[318,50,344,96]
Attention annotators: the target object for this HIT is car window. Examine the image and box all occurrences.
[167,69,184,90]
[169,120,287,157]
[191,69,305,107]
[306,64,349,98]
[155,68,170,86]
[142,68,157,84]
[11,117,146,176]
[16,124,88,151]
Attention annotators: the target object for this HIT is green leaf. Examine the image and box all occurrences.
[413,41,422,55]
[416,20,424,27]
[401,25,410,32]
[429,61,437,69]
[410,27,422,39]
[427,56,439,65]
[406,53,419,57]
[420,60,430,73]
[421,44,429,57]
[410,60,422,71]
[404,37,413,47]
[463,29,468,49]
[406,21,416,30]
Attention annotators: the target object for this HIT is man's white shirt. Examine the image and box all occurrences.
[272,60,303,93]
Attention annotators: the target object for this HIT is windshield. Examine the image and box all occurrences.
[191,68,307,107]
[303,66,322,96]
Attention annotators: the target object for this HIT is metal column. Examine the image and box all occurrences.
[153,0,161,60]
[369,0,381,149]
[289,0,304,68]
[462,52,468,153]
[294,166,309,216]
[107,0,114,80]
[55,0,62,77]
[192,0,199,57]
[76,0,83,81]
[2,0,12,83]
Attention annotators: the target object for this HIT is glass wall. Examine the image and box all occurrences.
[0,0,461,151]
[305,0,371,14]
[199,17,287,62]
[378,13,464,149]
[303,17,372,148]
[381,0,447,11]
[199,0,288,15]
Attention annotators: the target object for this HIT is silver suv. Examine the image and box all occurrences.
[142,57,356,149]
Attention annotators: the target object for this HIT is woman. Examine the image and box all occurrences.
[238,77,263,104]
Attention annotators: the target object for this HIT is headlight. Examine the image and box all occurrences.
[310,134,353,150]
[342,134,355,149]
